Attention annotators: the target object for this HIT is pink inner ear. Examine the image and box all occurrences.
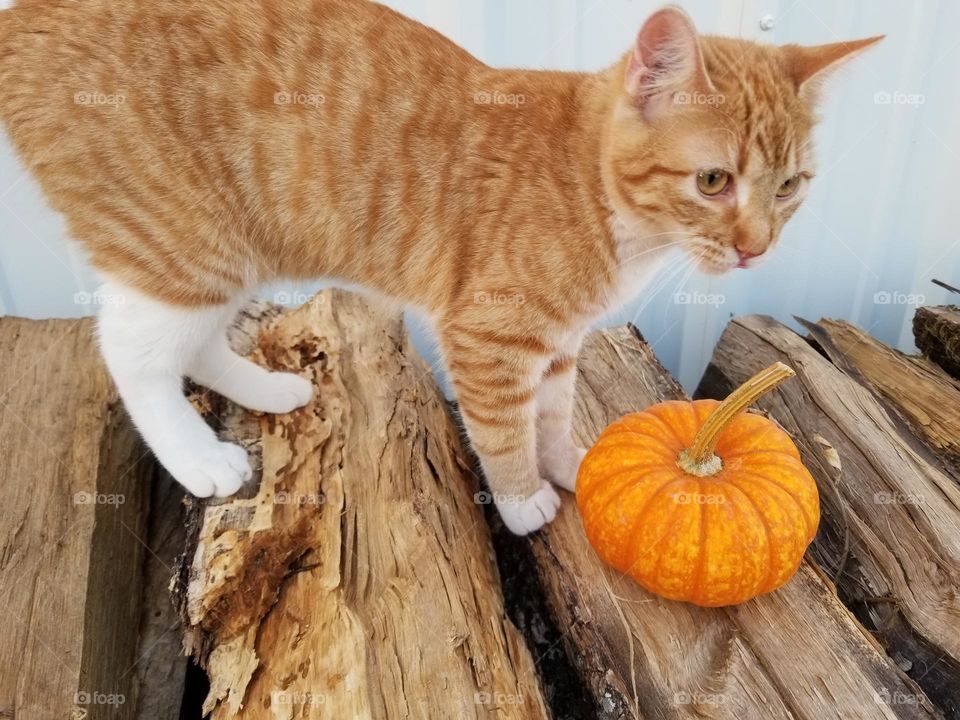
[625,47,648,98]
[625,8,702,101]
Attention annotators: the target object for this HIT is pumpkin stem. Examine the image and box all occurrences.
[677,362,796,477]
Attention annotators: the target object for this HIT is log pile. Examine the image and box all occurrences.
[914,305,960,379]
[2,292,960,719]
[698,315,960,718]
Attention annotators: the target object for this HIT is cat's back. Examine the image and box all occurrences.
[0,0,469,149]
[0,0,481,292]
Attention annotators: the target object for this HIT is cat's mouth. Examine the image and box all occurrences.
[687,238,740,275]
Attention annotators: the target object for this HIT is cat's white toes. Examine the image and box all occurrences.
[541,445,587,493]
[175,442,252,498]
[496,482,562,535]
[247,372,314,414]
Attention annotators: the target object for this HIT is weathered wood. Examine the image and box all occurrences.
[172,291,548,719]
[914,306,960,379]
[801,317,960,473]
[698,315,960,718]
[521,324,940,720]
[0,317,152,720]
[133,469,188,720]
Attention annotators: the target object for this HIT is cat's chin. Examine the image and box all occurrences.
[697,261,737,276]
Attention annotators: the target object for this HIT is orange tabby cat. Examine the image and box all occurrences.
[0,0,879,534]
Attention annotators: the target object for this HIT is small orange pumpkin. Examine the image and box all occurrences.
[576,362,819,607]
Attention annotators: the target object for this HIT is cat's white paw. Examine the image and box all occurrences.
[245,372,314,414]
[496,482,562,535]
[540,445,587,493]
[175,441,252,498]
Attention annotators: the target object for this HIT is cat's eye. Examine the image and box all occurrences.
[696,169,730,197]
[776,174,802,199]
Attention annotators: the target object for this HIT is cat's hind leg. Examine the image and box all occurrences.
[187,333,313,414]
[536,332,588,492]
[97,280,253,498]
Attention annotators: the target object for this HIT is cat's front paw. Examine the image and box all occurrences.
[174,441,253,498]
[495,482,562,535]
[247,372,314,414]
[540,445,587,493]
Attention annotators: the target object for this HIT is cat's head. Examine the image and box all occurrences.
[602,6,882,274]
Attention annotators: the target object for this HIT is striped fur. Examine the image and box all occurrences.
[0,0,879,533]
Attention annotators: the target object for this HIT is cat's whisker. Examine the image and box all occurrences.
[628,251,698,322]
[617,235,697,267]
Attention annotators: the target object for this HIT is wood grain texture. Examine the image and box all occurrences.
[525,324,939,720]
[0,317,152,720]
[133,470,188,720]
[914,306,960,380]
[172,291,548,720]
[802,317,960,472]
[698,315,960,719]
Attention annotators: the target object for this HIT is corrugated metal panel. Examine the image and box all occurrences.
[0,1,956,391]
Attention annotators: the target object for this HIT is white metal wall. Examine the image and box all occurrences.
[0,0,956,389]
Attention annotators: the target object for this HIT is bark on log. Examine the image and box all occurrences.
[914,305,960,379]
[0,317,153,720]
[172,291,548,719]
[520,324,941,720]
[801,317,960,473]
[698,315,960,718]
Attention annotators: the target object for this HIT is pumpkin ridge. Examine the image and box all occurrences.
[714,421,782,456]
[724,481,777,595]
[689,479,708,603]
[590,437,678,459]
[619,476,690,576]
[732,469,817,540]
[727,445,801,464]
[629,482,692,588]
[581,466,675,521]
[641,408,691,450]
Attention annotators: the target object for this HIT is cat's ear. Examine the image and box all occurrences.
[782,36,884,106]
[625,6,713,110]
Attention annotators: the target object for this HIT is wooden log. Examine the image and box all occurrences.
[132,469,188,720]
[698,315,960,718]
[509,324,944,719]
[0,317,153,720]
[914,305,960,379]
[172,291,548,719]
[801,317,960,473]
